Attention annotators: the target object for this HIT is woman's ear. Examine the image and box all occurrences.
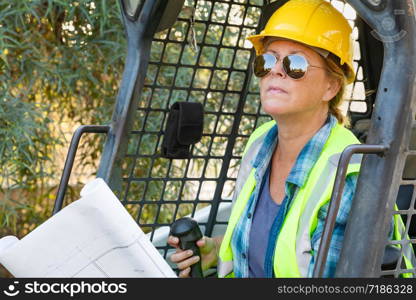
[322,76,342,102]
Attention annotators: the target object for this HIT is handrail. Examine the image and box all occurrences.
[313,144,388,277]
[52,125,111,215]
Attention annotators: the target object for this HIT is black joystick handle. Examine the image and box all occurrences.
[170,217,203,278]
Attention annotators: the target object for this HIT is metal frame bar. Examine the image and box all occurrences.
[97,0,169,193]
[349,17,380,125]
[53,125,110,215]
[204,5,258,237]
[313,144,388,277]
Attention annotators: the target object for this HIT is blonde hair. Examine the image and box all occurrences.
[324,53,351,128]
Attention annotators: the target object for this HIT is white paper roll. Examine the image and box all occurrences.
[0,178,177,278]
[0,236,19,254]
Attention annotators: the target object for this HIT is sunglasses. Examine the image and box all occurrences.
[253,53,327,80]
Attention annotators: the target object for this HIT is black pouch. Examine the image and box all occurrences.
[161,102,204,159]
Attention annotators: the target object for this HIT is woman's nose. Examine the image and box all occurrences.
[269,59,286,78]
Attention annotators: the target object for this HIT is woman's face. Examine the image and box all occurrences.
[259,39,340,119]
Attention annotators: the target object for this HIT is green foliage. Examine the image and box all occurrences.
[0,0,127,237]
[0,91,58,233]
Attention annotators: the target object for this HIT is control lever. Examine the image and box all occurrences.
[170,217,203,278]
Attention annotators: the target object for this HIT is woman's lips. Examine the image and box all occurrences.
[266,86,288,94]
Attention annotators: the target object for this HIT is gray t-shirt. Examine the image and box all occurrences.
[248,167,281,277]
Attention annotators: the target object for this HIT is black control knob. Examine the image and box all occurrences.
[170,217,203,278]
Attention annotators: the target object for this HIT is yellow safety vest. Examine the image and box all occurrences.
[218,120,415,277]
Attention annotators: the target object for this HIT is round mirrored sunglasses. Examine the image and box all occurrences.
[253,53,328,80]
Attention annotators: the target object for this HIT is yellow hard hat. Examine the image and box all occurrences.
[247,0,355,84]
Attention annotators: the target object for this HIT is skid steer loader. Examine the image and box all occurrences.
[53,0,416,278]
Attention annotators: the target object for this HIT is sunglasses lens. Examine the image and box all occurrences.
[284,55,308,79]
[253,54,276,77]
[253,54,309,79]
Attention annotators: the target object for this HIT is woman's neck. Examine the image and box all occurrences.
[273,109,329,163]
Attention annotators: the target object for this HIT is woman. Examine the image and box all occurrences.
[168,0,361,278]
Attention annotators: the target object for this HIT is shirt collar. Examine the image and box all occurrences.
[252,114,337,188]
[286,114,337,187]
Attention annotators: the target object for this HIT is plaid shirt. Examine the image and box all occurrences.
[230,114,359,277]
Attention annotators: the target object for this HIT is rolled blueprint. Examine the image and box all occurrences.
[0,178,177,278]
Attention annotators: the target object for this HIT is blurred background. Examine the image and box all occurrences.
[0,1,128,276]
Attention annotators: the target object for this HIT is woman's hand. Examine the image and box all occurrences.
[167,235,223,278]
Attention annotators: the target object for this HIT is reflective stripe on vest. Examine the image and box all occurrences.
[290,153,362,276]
